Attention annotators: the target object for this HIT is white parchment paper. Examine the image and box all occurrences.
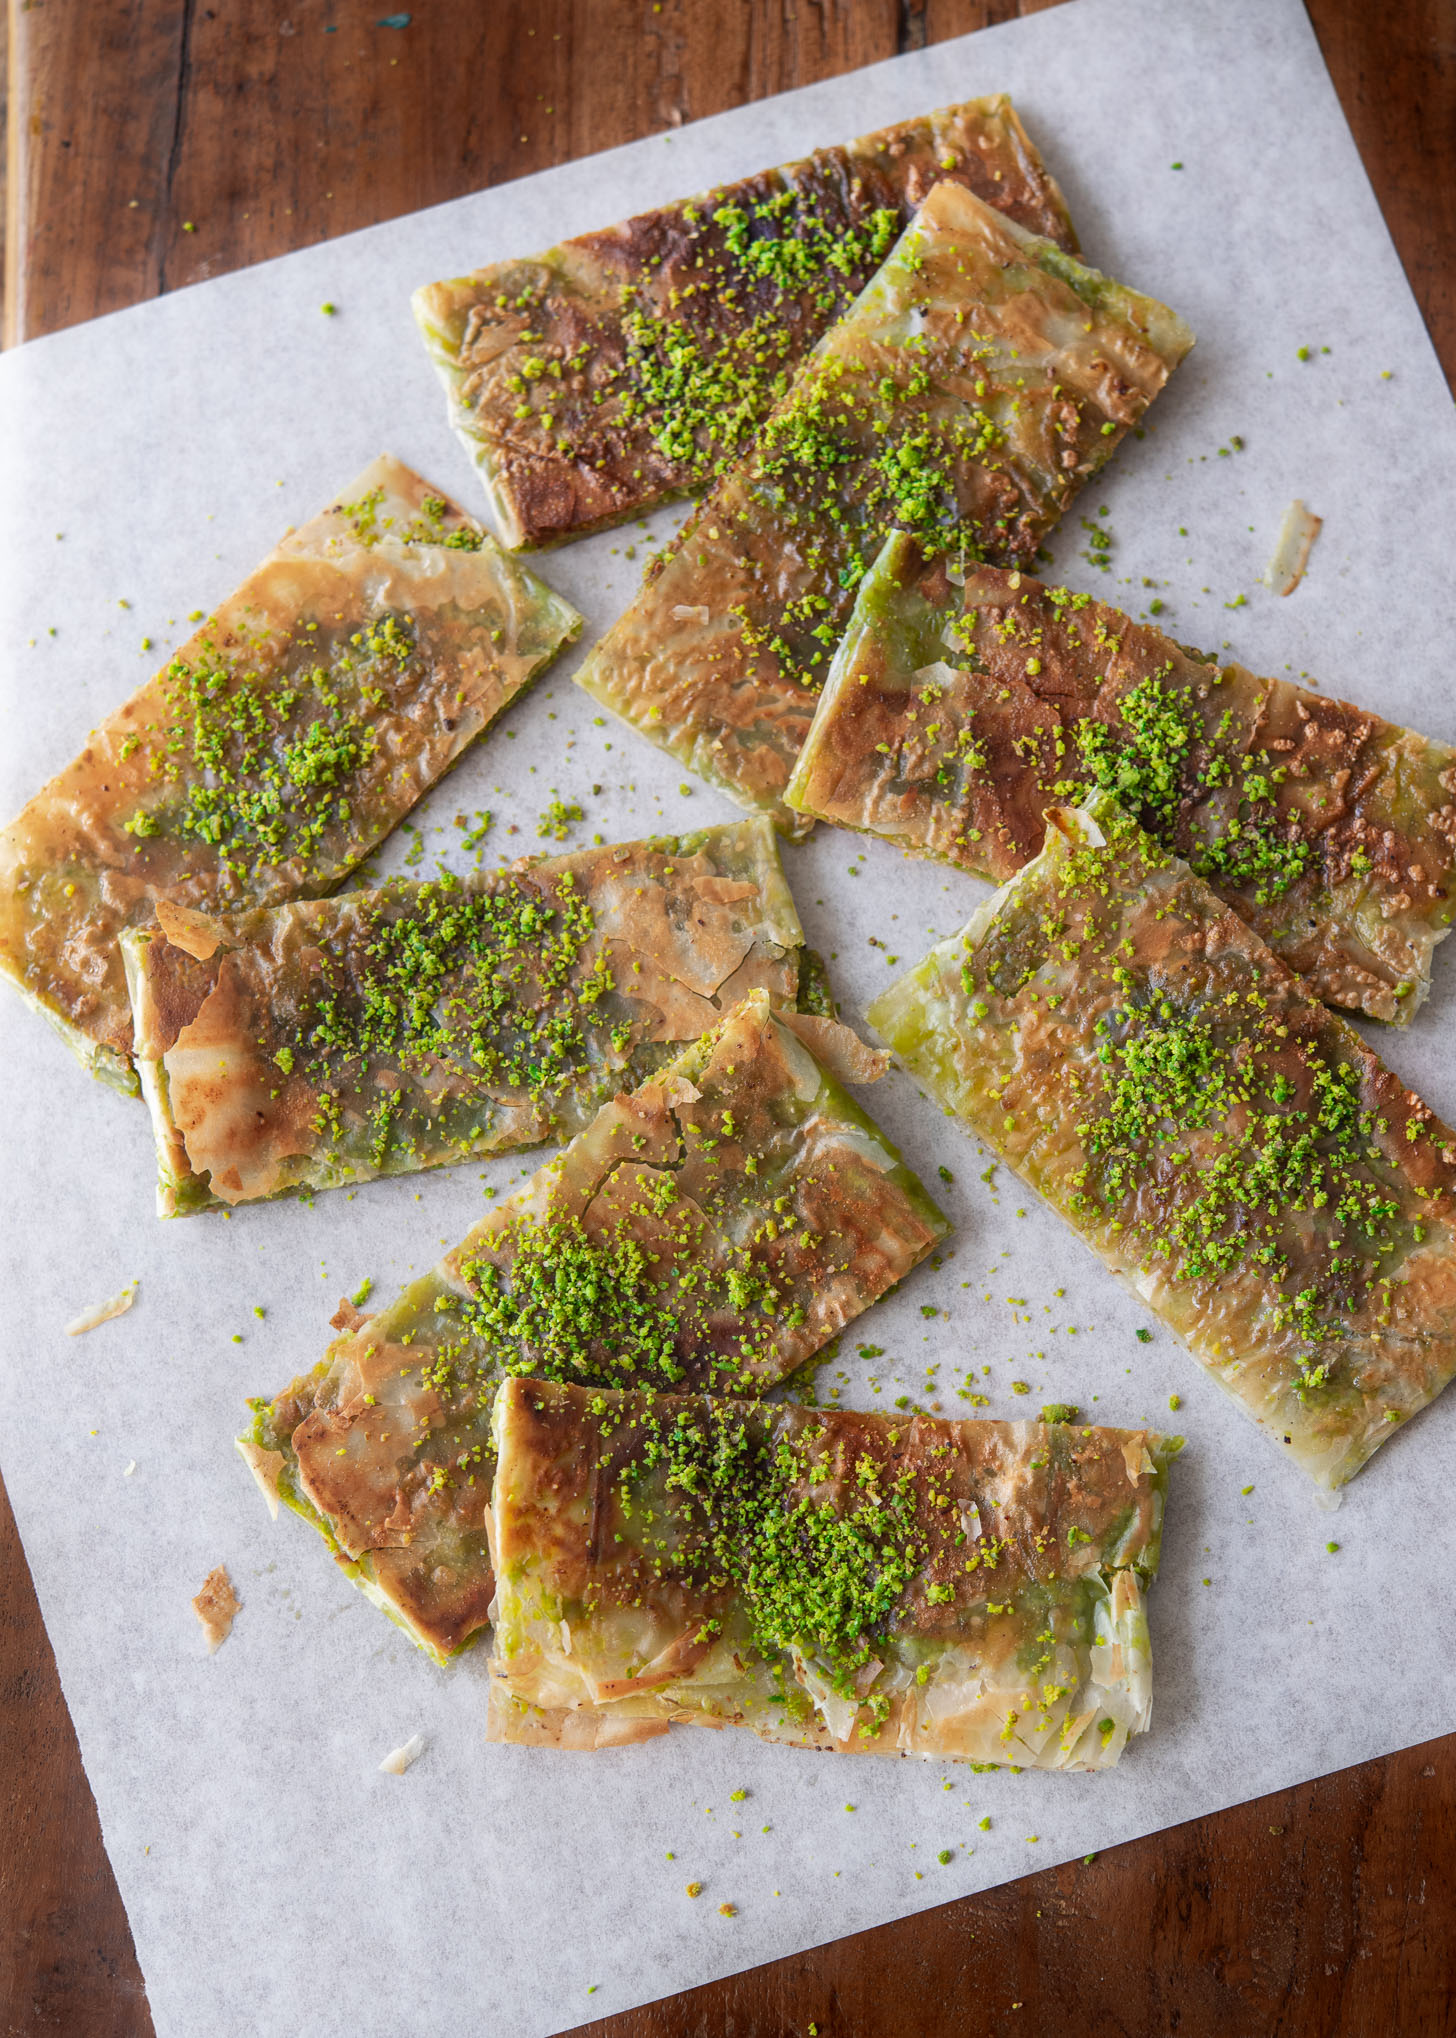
[3,1,1455,2031]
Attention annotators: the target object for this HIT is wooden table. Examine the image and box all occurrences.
[3,4,1454,2032]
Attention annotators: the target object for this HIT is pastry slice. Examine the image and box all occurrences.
[488,1377,1176,1767]
[240,991,947,1662]
[870,793,1456,1490]
[575,181,1192,832]
[0,456,581,1092]
[124,817,812,1215]
[787,535,1456,1023]
[413,96,1077,549]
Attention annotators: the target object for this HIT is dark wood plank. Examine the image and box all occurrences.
[2,5,1455,2036]
[561,1735,1456,2037]
[1303,0,1456,391]
[4,0,918,345]
[0,1475,150,2036]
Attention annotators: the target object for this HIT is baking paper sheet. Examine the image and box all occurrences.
[2,1,1455,2031]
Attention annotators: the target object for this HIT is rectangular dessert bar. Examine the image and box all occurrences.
[0,456,581,1092]
[787,535,1456,1023]
[124,817,810,1215]
[241,991,947,1661]
[869,793,1456,1490]
[488,1376,1176,1768]
[413,97,1077,549]
[575,181,1192,832]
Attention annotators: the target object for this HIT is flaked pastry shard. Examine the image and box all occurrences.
[123,817,815,1215]
[787,535,1456,1023]
[192,1565,239,1653]
[488,1377,1176,1768]
[242,991,946,1662]
[0,456,581,1091]
[575,182,1192,832]
[870,793,1456,1490]
[413,97,1077,549]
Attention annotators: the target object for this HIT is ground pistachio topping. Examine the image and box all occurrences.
[276,868,611,1167]
[614,197,903,484]
[423,1186,799,1401]
[336,484,485,551]
[605,1397,928,1713]
[243,996,952,1663]
[1071,983,1403,1384]
[130,820,819,1213]
[0,453,582,1094]
[415,99,1081,548]
[575,185,1190,827]
[127,617,409,887]
[791,540,1456,1025]
[488,1378,1175,1764]
[1072,670,1311,905]
[866,792,1456,1490]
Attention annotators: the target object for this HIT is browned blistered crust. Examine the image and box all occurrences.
[0,456,580,1088]
[246,993,946,1659]
[574,183,1191,831]
[870,800,1456,1488]
[414,98,1077,549]
[488,1378,1168,1765]
[791,542,1456,1021]
[126,818,805,1213]
[497,1383,1161,1637]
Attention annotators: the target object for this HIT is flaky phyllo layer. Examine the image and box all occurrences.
[123,818,812,1215]
[413,96,1077,549]
[870,795,1456,1490]
[488,1378,1176,1769]
[0,455,580,1091]
[576,180,1192,831]
[242,992,946,1661]
[787,535,1456,1024]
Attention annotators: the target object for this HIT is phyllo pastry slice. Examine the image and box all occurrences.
[575,182,1192,833]
[488,1377,1177,1766]
[0,456,581,1093]
[787,534,1456,1023]
[870,793,1456,1491]
[240,991,947,1663]
[123,816,813,1216]
[413,97,1077,550]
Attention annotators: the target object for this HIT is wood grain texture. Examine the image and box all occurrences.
[3,4,1455,2035]
[0,1476,149,2036]
[562,1737,1456,2036]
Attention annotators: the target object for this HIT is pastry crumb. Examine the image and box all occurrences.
[378,1733,427,1775]
[65,1282,137,1336]
[192,1566,239,1653]
[1263,497,1322,595]
[235,1438,285,1519]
